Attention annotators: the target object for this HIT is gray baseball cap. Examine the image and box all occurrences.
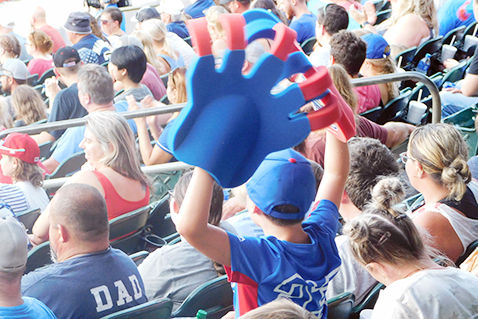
[0,216,28,272]
[0,59,29,80]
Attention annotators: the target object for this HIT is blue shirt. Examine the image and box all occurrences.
[438,0,475,36]
[0,297,57,319]
[73,34,111,65]
[225,199,341,318]
[167,21,190,39]
[156,119,177,162]
[22,248,148,319]
[184,0,214,18]
[289,13,317,44]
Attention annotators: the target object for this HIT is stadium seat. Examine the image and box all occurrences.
[16,207,41,233]
[38,140,53,161]
[442,25,466,46]
[183,36,192,47]
[26,74,39,86]
[301,37,316,55]
[412,36,444,67]
[376,88,412,124]
[359,106,382,122]
[149,170,182,202]
[351,282,385,315]
[25,241,52,274]
[375,9,391,25]
[171,275,233,319]
[44,151,86,180]
[439,60,468,89]
[442,106,478,158]
[394,46,416,69]
[147,195,177,240]
[327,292,355,319]
[456,240,478,267]
[99,298,173,319]
[37,68,55,86]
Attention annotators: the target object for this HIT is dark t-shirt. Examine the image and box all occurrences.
[167,21,189,39]
[48,83,88,140]
[467,46,478,75]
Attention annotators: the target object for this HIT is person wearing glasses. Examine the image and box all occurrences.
[100,7,126,42]
[403,123,478,263]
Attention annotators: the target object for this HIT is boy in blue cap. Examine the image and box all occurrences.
[176,130,348,318]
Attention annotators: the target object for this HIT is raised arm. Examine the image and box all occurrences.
[316,131,350,208]
[175,167,231,267]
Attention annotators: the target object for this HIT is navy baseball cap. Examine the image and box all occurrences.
[246,149,316,220]
[361,33,390,59]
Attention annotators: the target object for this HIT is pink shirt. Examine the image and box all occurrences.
[355,84,381,114]
[27,58,53,78]
[141,63,167,101]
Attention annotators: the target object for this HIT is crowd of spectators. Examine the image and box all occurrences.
[1,0,478,318]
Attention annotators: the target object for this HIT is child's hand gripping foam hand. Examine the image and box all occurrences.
[167,10,356,189]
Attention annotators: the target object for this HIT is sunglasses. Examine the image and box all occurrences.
[100,19,114,25]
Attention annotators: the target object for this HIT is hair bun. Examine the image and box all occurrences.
[371,177,404,211]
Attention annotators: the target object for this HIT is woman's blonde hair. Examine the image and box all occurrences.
[12,85,47,126]
[169,67,187,104]
[142,18,177,60]
[408,123,471,201]
[344,178,437,267]
[385,0,438,36]
[205,6,228,39]
[28,30,53,54]
[85,111,151,188]
[132,30,166,74]
[366,56,399,100]
[328,64,358,114]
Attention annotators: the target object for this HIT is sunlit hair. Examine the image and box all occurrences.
[239,298,317,319]
[85,111,150,189]
[12,85,47,126]
[28,30,52,54]
[366,56,399,101]
[87,12,108,41]
[11,158,44,188]
[344,178,434,267]
[132,30,165,74]
[142,18,177,60]
[0,34,21,58]
[0,97,12,129]
[384,0,438,36]
[169,67,187,104]
[205,6,228,39]
[328,64,358,114]
[408,123,471,201]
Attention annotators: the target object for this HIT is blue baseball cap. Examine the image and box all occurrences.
[246,149,316,220]
[361,33,390,59]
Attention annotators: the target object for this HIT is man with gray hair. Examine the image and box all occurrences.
[0,216,56,318]
[22,184,147,319]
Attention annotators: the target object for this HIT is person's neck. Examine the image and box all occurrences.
[88,102,116,113]
[0,281,23,307]
[31,50,51,60]
[385,259,442,285]
[262,222,311,244]
[339,201,362,222]
[421,181,451,204]
[62,75,78,88]
[122,79,141,92]
[294,3,311,19]
[57,241,110,263]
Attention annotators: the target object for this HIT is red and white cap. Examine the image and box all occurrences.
[0,133,40,164]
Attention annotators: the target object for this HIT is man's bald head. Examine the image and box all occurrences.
[32,7,46,21]
[50,184,109,243]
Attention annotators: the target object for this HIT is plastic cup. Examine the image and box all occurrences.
[441,44,457,61]
[407,101,428,124]
[463,35,478,52]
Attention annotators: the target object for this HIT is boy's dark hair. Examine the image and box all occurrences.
[330,30,366,77]
[110,45,147,83]
[104,7,123,24]
[173,170,224,227]
[317,4,349,36]
[263,205,303,227]
[345,137,399,210]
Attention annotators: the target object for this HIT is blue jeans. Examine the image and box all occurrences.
[440,80,478,118]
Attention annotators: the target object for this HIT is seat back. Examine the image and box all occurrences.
[149,170,182,203]
[27,74,39,86]
[16,208,41,233]
[99,298,173,319]
[413,36,444,65]
[109,205,151,241]
[183,36,192,47]
[327,292,355,319]
[161,73,169,88]
[375,9,391,25]
[25,241,52,274]
[301,37,316,55]
[38,141,53,160]
[442,26,466,46]
[394,46,417,69]
[171,275,233,319]
[440,60,468,89]
[359,106,382,122]
[456,239,478,266]
[351,282,385,314]
[37,68,55,86]
[442,106,478,158]
[147,195,177,239]
[376,88,412,124]
[45,151,87,180]
[464,21,478,37]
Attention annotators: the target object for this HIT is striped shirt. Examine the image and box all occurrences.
[0,184,29,215]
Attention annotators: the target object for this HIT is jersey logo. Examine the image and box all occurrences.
[90,274,143,313]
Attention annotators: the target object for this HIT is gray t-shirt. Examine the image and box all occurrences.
[138,240,219,311]
[114,84,152,103]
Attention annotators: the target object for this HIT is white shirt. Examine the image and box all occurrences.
[371,267,478,319]
[308,43,331,67]
[16,181,49,213]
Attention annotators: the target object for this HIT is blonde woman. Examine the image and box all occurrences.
[344,178,478,319]
[26,30,53,78]
[351,0,438,49]
[405,123,478,263]
[142,18,184,73]
[132,30,168,75]
[12,85,47,127]
[359,33,399,105]
[204,5,229,65]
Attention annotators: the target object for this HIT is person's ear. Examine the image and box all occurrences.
[320,25,326,36]
[341,190,350,204]
[414,160,426,178]
[330,55,336,65]
[57,224,69,243]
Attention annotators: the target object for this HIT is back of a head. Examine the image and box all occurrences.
[408,123,471,201]
[53,46,82,77]
[246,149,316,226]
[205,6,229,38]
[12,84,47,126]
[173,170,224,226]
[50,184,109,243]
[239,298,317,319]
[169,67,188,103]
[346,137,399,210]
[111,45,147,83]
[104,7,123,24]
[85,111,149,187]
[142,18,167,43]
[32,6,47,22]
[78,64,114,105]
[317,4,348,36]
[29,30,53,54]
[250,0,287,24]
[0,34,21,58]
[330,30,366,77]
[328,64,358,114]
[343,177,427,267]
